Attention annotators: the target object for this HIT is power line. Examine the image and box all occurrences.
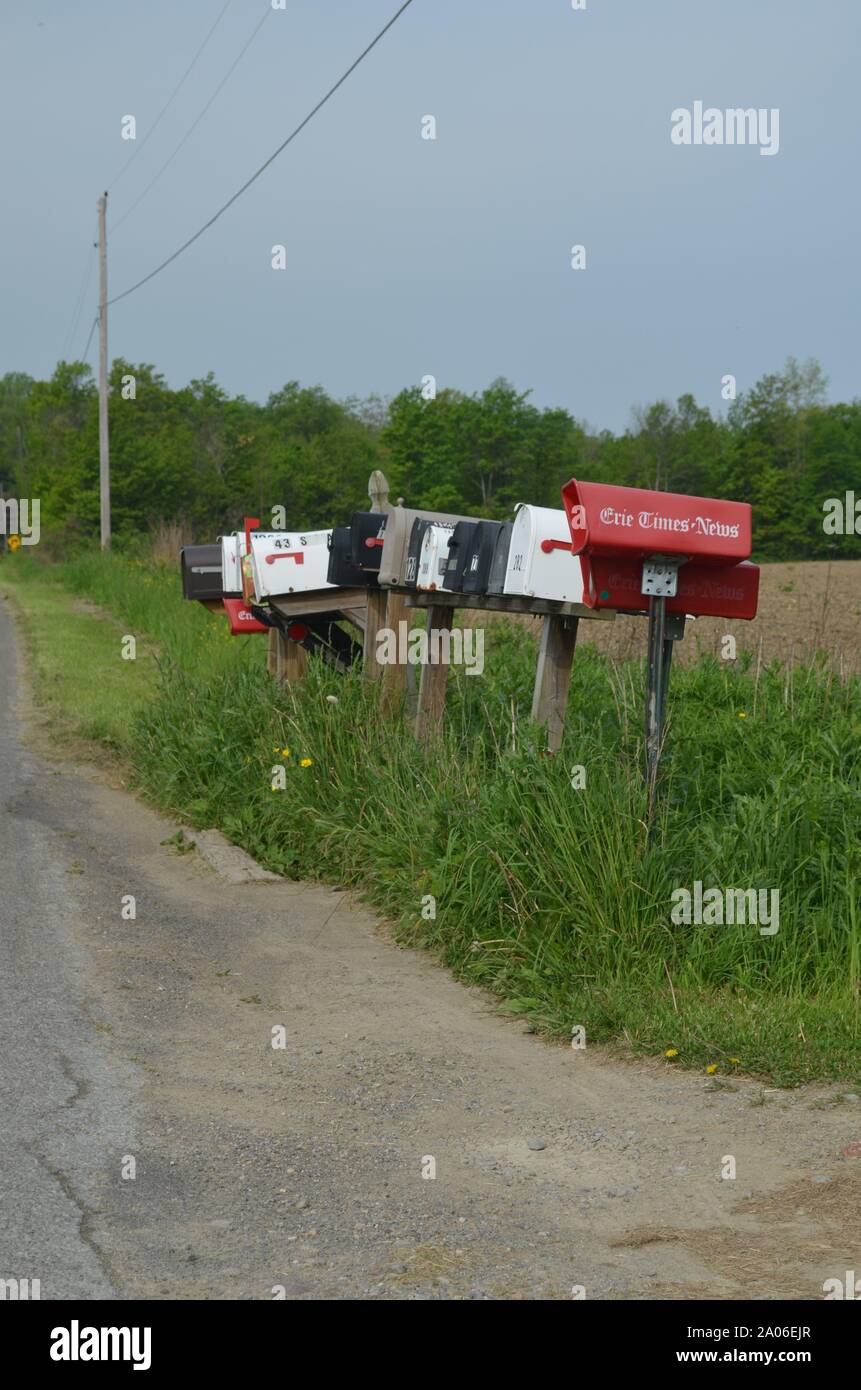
[60,243,96,361]
[110,1,270,236]
[82,314,98,362]
[108,0,416,309]
[107,0,233,193]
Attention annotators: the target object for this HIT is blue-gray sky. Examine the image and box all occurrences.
[1,0,858,432]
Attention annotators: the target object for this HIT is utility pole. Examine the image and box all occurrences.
[97,192,111,549]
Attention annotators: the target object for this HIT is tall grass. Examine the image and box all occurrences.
[6,548,860,1083]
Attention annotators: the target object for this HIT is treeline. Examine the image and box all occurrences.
[0,355,857,559]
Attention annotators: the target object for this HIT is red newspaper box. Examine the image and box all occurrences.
[580,555,760,620]
[222,598,269,635]
[561,479,751,566]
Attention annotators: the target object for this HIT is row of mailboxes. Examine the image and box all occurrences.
[186,481,760,627]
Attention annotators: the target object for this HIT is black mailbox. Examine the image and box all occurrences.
[486,521,514,595]
[349,511,388,571]
[442,520,479,593]
[327,527,379,588]
[460,519,504,594]
[181,543,223,602]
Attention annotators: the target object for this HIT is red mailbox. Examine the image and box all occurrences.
[580,556,760,620]
[560,477,757,818]
[561,479,751,566]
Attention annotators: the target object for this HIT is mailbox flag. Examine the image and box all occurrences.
[562,479,752,566]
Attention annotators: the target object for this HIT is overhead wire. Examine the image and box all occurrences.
[107,0,233,193]
[60,242,96,361]
[110,2,272,236]
[107,0,416,308]
[82,314,99,363]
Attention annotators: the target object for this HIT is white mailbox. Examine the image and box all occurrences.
[221,531,283,597]
[416,523,455,591]
[503,504,583,603]
[250,530,335,600]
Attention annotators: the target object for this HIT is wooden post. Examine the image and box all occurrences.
[363,588,389,678]
[280,635,308,683]
[364,467,398,685]
[268,626,308,685]
[368,469,391,513]
[380,589,409,709]
[415,604,454,742]
[531,614,579,753]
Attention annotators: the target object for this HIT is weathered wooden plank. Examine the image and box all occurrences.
[531,614,579,753]
[415,604,454,742]
[380,589,410,710]
[280,634,308,684]
[362,588,390,678]
[268,588,369,622]
[404,590,616,622]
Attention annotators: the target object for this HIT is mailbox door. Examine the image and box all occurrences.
[221,534,242,597]
[461,520,504,594]
[181,544,223,602]
[378,508,473,587]
[580,554,759,620]
[443,520,479,593]
[486,520,514,595]
[562,478,752,565]
[349,511,388,570]
[251,530,334,599]
[404,518,433,588]
[504,505,583,602]
[327,527,379,588]
[416,523,455,590]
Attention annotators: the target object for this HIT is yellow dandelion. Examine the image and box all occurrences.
[738,711,747,719]
[665,1048,679,1058]
[8,534,21,552]
[729,1057,740,1066]
[706,1063,718,1074]
[300,758,313,768]
[281,746,290,757]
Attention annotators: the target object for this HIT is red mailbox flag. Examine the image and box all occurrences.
[562,479,751,565]
[579,555,760,620]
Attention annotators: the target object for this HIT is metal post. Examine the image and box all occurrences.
[645,605,687,825]
[645,596,667,813]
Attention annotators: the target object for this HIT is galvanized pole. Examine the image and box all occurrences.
[97,192,111,549]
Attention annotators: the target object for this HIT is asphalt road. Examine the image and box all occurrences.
[0,596,131,1297]
[1,594,858,1301]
